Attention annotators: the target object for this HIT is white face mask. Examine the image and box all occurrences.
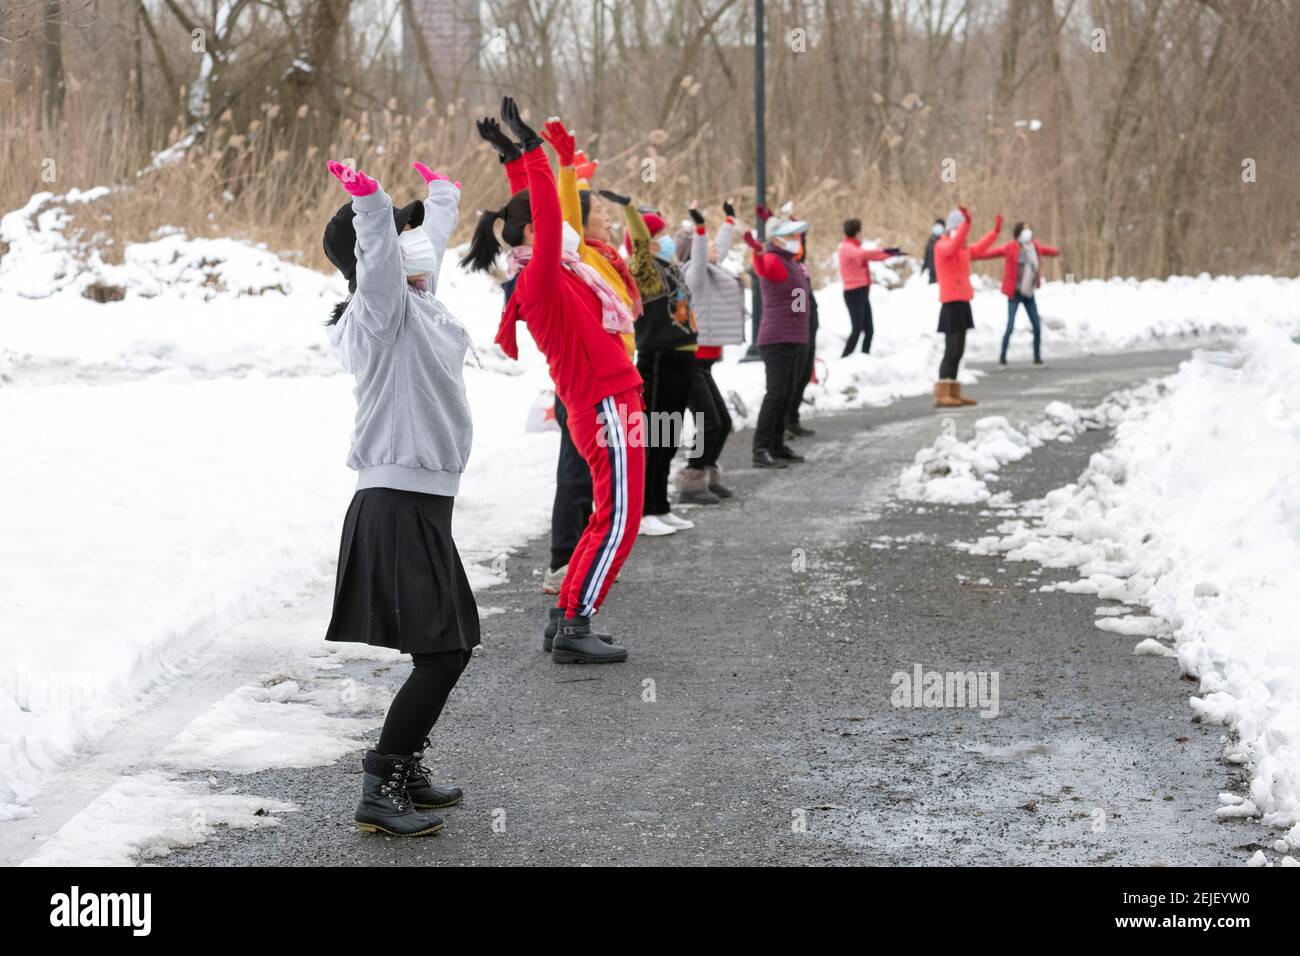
[398,229,439,276]
[772,234,800,253]
[1019,228,1033,244]
[932,224,944,237]
[562,221,582,255]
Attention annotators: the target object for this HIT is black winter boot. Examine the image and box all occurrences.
[543,605,616,652]
[354,749,444,837]
[406,737,463,810]
[552,615,628,664]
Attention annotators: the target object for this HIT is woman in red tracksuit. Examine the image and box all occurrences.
[837,218,903,356]
[462,98,644,664]
[975,222,1060,367]
[932,206,1001,408]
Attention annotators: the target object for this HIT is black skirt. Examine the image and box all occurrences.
[937,300,975,334]
[324,487,481,655]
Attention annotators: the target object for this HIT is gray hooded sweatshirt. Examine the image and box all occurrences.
[327,180,474,496]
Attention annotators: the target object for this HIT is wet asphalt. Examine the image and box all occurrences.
[158,348,1256,866]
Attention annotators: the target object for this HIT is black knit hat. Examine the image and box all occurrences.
[322,199,425,293]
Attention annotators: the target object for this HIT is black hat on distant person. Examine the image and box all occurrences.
[323,199,425,294]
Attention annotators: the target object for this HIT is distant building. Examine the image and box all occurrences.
[401,0,481,105]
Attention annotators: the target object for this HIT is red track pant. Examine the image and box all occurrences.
[558,387,645,618]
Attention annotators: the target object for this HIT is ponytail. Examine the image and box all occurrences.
[326,296,351,326]
[460,190,533,272]
[461,207,506,273]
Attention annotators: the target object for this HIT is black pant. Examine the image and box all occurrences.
[376,649,472,755]
[786,308,818,425]
[841,286,873,355]
[755,342,803,453]
[637,349,697,515]
[550,398,593,571]
[939,327,968,379]
[686,358,732,468]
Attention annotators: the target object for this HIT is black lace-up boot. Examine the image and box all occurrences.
[354,749,444,836]
[405,737,464,810]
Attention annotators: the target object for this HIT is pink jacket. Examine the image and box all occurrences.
[838,238,891,291]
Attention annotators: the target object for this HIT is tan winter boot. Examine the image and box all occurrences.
[953,380,977,406]
[934,380,963,408]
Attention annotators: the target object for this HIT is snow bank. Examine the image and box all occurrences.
[965,330,1300,842]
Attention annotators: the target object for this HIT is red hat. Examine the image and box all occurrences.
[623,211,668,253]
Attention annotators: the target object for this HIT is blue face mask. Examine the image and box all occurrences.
[932,224,944,237]
[656,235,676,260]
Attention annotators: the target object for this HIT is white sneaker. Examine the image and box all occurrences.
[542,564,567,594]
[659,512,695,530]
[638,515,677,536]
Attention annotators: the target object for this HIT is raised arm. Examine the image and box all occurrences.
[972,239,1013,262]
[685,206,709,290]
[714,199,738,259]
[969,214,1003,259]
[327,160,405,344]
[743,231,789,282]
[411,163,461,296]
[476,117,527,195]
[500,98,561,299]
[1037,240,1060,257]
[614,197,666,299]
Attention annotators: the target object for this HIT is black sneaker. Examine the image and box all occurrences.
[552,616,628,664]
[775,445,805,462]
[752,448,788,469]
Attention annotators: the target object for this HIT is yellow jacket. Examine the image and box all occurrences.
[558,166,636,357]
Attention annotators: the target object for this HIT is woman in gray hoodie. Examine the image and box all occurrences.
[674,201,745,502]
[320,158,479,839]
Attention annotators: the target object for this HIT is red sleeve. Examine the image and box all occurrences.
[752,251,788,282]
[504,156,528,196]
[521,145,561,300]
[969,226,1000,259]
[1037,241,1060,257]
[863,248,890,263]
[972,240,1010,262]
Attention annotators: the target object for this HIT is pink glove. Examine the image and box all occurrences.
[412,162,460,189]
[327,160,378,197]
[540,119,577,167]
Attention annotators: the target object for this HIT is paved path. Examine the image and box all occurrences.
[154,349,1250,865]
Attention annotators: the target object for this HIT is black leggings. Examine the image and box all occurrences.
[841,286,874,355]
[686,359,732,468]
[376,649,472,756]
[939,328,967,379]
[637,349,697,515]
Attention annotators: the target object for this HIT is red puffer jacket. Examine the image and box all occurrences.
[976,239,1061,298]
[933,210,1000,304]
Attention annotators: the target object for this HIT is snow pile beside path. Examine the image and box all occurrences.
[897,417,1033,504]
[967,329,1300,836]
[896,398,1133,505]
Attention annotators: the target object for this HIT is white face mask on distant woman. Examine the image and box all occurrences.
[932,224,944,237]
[399,229,439,276]
[1019,228,1033,244]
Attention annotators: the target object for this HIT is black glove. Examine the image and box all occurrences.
[722,199,736,219]
[884,247,904,257]
[499,96,542,153]
[688,207,705,226]
[598,189,631,206]
[475,118,521,164]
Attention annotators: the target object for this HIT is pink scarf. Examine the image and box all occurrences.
[505,245,634,336]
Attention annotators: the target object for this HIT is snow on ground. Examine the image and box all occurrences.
[3,188,1299,858]
[954,329,1300,859]
[897,399,1130,504]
